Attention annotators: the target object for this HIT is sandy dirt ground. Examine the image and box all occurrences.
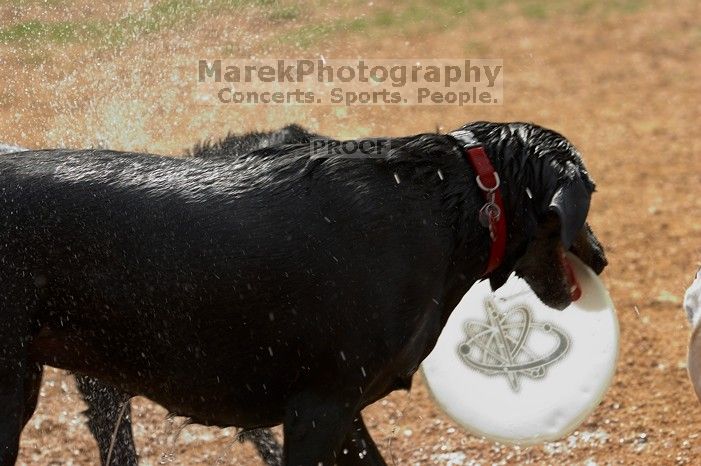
[1,0,701,464]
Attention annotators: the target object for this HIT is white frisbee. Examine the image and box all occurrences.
[421,253,618,445]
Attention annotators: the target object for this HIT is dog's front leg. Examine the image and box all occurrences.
[336,415,387,466]
[282,392,358,466]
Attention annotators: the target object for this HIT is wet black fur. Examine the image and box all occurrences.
[0,121,606,466]
[188,124,321,159]
[109,126,317,466]
[0,127,314,466]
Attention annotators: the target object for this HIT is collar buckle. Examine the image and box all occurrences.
[476,172,500,193]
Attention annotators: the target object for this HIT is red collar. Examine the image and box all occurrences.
[452,131,507,276]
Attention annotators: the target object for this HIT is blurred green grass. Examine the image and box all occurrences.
[0,0,289,46]
[276,0,647,48]
[0,0,648,48]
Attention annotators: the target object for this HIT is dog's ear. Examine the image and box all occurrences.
[547,175,591,249]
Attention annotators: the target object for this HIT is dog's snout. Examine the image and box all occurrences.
[569,223,607,275]
[590,251,608,275]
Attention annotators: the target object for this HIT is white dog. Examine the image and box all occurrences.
[686,269,701,325]
[685,268,701,401]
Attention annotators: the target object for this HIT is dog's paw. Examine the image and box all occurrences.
[684,268,701,327]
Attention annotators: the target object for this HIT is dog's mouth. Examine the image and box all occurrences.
[560,249,582,302]
[562,222,608,303]
[512,223,606,311]
[514,244,582,311]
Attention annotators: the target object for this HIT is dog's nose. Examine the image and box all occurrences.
[590,253,608,275]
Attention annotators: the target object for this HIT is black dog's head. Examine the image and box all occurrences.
[456,122,607,310]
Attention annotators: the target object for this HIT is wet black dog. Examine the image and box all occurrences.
[88,125,319,466]
[0,126,319,466]
[0,122,606,465]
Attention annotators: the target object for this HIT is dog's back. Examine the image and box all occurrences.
[189,124,321,159]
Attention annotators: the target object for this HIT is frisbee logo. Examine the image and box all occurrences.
[457,298,570,391]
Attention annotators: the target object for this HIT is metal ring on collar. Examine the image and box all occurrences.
[476,172,500,193]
